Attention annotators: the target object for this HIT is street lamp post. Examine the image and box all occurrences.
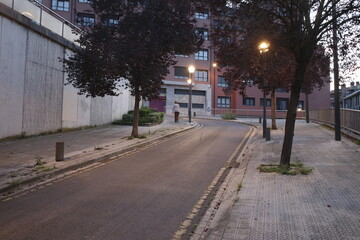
[188,65,195,123]
[212,63,217,117]
[258,41,270,139]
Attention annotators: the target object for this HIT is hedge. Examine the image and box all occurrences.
[113,107,164,126]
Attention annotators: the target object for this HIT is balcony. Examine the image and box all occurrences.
[0,0,82,43]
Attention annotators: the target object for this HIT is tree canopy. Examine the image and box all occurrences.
[208,0,359,165]
[64,0,202,137]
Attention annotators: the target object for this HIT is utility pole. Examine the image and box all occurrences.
[332,0,341,141]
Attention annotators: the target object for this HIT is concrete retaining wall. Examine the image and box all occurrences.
[0,12,133,139]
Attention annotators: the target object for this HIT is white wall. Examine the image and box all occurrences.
[22,30,64,135]
[62,73,133,128]
[0,16,27,138]
[0,14,133,138]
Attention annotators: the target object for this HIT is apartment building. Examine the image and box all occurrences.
[330,82,360,109]
[42,0,331,117]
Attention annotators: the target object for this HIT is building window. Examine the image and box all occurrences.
[193,103,204,109]
[174,54,189,58]
[195,70,208,82]
[243,97,255,106]
[224,36,232,44]
[213,20,224,28]
[52,0,69,11]
[277,98,288,110]
[276,88,289,93]
[178,102,204,109]
[192,90,206,96]
[218,76,228,87]
[77,13,95,26]
[175,89,206,96]
[196,28,209,40]
[79,0,92,3]
[195,49,208,61]
[247,79,254,86]
[159,88,166,94]
[260,98,271,107]
[297,101,304,110]
[218,97,230,108]
[174,67,189,79]
[175,89,189,95]
[195,11,209,19]
[106,18,119,26]
[179,103,188,108]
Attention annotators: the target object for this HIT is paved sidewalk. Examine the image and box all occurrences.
[193,120,360,240]
[0,116,196,195]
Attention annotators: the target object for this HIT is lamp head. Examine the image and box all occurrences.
[188,65,195,73]
[258,41,270,53]
[187,78,192,85]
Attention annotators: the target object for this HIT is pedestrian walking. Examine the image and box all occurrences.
[172,101,180,122]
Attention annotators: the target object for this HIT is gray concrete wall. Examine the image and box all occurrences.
[0,15,65,137]
[62,78,133,129]
[22,30,65,135]
[0,16,27,138]
[0,12,134,138]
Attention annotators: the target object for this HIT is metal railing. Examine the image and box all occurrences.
[0,0,82,43]
[163,106,307,119]
[310,108,360,135]
[210,108,307,119]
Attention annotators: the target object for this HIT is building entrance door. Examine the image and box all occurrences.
[149,97,166,112]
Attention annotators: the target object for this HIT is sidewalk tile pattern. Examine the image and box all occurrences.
[207,122,360,240]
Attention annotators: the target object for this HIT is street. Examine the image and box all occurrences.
[0,119,250,240]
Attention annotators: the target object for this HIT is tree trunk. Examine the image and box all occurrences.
[306,93,310,123]
[131,87,141,138]
[280,64,306,166]
[271,88,277,130]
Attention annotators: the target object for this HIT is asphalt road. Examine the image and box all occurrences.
[0,119,250,240]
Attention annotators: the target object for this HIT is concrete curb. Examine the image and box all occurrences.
[171,124,256,240]
[188,127,258,240]
[0,122,200,196]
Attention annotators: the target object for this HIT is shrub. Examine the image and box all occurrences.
[113,107,164,126]
[221,112,237,120]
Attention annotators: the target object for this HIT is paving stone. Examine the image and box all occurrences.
[198,121,360,240]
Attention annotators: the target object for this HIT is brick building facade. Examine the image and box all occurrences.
[41,0,331,117]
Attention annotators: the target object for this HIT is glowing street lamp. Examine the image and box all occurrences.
[188,65,195,74]
[212,63,217,117]
[258,41,270,139]
[188,66,195,123]
[258,41,270,53]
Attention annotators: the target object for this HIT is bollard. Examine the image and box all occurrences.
[266,128,271,141]
[56,142,64,161]
[259,116,262,123]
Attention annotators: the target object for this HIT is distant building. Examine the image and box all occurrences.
[40,0,331,117]
[330,82,360,109]
[342,82,360,110]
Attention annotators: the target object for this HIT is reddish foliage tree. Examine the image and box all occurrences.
[212,23,329,130]
[208,0,356,165]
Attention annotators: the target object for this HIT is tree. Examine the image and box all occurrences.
[64,0,202,137]
[212,18,329,130]
[209,0,359,166]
